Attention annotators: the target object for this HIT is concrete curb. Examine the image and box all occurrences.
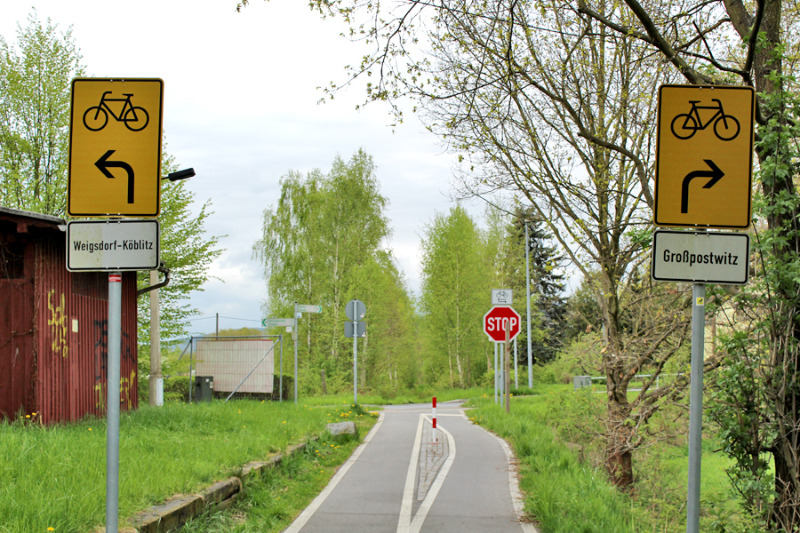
[94,442,307,533]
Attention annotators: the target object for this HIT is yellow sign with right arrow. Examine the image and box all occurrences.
[654,85,754,229]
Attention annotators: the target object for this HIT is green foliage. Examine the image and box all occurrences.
[705,69,800,528]
[420,205,488,387]
[253,150,418,395]
[137,344,192,404]
[471,389,752,531]
[531,333,605,385]
[137,153,223,347]
[0,11,84,215]
[509,210,568,365]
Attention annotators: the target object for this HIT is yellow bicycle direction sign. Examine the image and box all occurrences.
[68,78,163,217]
[654,85,754,229]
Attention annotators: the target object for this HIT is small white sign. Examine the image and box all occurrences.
[67,219,159,271]
[491,289,513,305]
[263,317,293,328]
[651,230,749,285]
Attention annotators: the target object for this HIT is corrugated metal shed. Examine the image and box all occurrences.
[0,207,138,425]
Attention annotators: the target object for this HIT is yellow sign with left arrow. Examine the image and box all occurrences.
[68,78,163,217]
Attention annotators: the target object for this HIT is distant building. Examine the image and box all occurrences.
[0,207,138,425]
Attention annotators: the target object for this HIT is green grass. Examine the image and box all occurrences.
[469,389,744,532]
[2,387,745,532]
[0,400,375,532]
[180,431,364,532]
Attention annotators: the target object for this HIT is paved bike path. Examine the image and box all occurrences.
[284,401,536,533]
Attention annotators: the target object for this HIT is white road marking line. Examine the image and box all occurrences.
[397,413,425,533]
[408,419,455,533]
[283,411,385,533]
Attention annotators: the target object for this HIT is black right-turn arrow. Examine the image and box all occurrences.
[681,159,724,214]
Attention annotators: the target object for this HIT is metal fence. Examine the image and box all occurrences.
[179,335,286,402]
[573,373,684,392]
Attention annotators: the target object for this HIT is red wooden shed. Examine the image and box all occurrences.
[0,206,138,425]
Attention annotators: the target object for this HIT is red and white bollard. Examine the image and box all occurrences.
[432,396,437,443]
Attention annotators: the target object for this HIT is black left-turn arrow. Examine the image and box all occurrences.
[95,149,135,204]
[681,159,724,214]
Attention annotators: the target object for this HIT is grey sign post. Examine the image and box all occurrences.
[345,299,366,404]
[106,272,122,532]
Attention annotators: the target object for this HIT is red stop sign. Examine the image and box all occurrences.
[483,306,521,342]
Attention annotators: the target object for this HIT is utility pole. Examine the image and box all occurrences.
[149,270,162,407]
[525,221,533,388]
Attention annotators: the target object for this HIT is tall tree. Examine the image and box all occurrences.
[0,11,83,215]
[254,150,404,394]
[351,251,418,392]
[420,205,487,387]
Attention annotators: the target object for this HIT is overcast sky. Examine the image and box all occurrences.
[4,0,484,335]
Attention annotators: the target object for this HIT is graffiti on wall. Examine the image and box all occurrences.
[92,319,135,410]
[47,290,68,358]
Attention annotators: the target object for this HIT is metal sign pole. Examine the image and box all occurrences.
[505,320,511,413]
[525,222,533,388]
[686,283,705,533]
[279,334,283,403]
[353,316,358,405]
[293,302,298,406]
[494,342,498,404]
[106,272,122,533]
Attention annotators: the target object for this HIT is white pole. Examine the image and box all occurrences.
[525,221,533,388]
[293,302,298,405]
[148,270,162,407]
[494,342,498,404]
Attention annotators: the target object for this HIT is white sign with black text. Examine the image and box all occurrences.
[651,230,749,285]
[67,219,159,271]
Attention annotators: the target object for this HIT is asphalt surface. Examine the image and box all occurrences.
[284,401,537,533]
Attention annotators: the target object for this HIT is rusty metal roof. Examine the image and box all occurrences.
[0,206,64,228]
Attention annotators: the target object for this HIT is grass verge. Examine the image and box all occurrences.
[469,390,742,532]
[0,400,374,532]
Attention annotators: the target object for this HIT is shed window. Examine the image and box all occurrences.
[0,242,24,279]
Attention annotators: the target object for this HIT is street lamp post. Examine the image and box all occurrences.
[525,221,533,388]
[148,168,196,406]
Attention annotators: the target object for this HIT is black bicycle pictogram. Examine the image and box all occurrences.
[670,98,740,141]
[82,91,149,132]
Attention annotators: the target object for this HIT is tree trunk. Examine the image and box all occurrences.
[598,269,635,488]
[769,317,800,530]
[605,386,634,488]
